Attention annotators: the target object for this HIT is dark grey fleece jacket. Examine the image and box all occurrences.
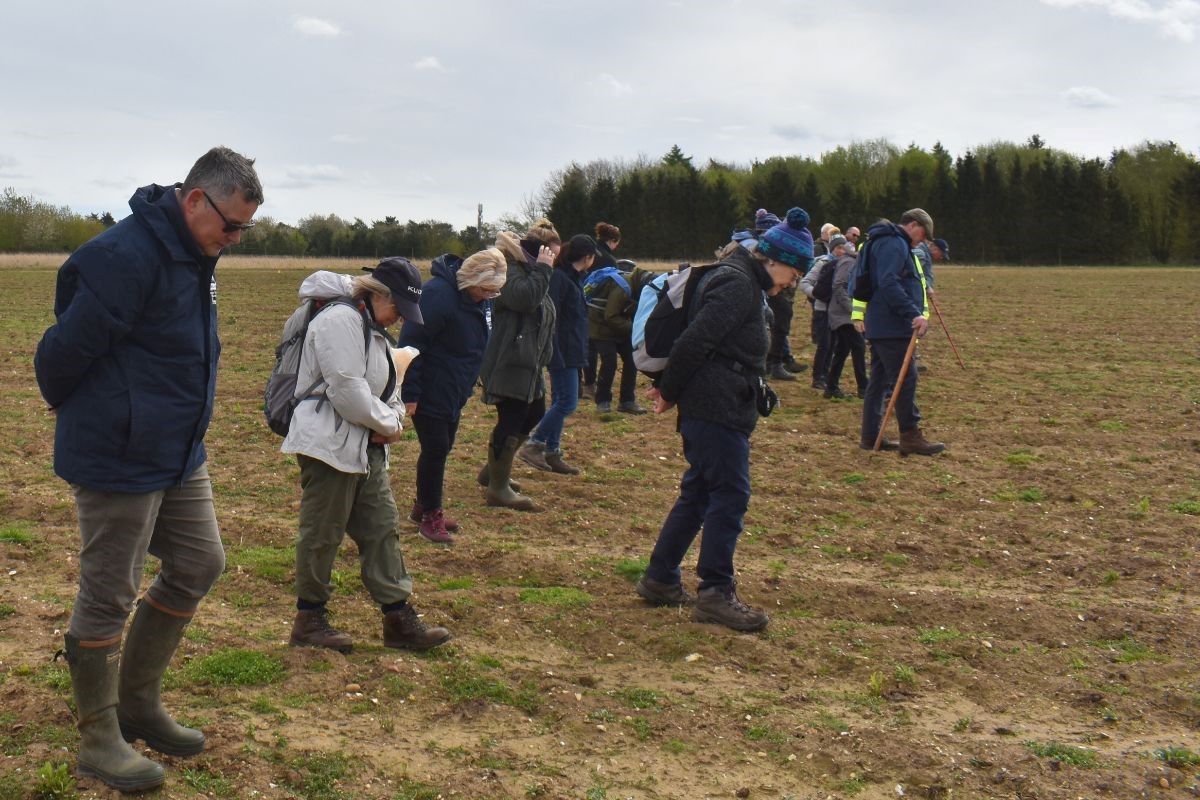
[658,247,771,435]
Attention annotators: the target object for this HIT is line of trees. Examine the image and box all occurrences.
[541,139,1200,265]
[4,137,1198,264]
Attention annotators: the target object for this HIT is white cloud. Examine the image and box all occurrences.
[413,56,445,72]
[1063,85,1120,107]
[293,16,341,38]
[595,73,633,97]
[1040,0,1200,42]
[277,164,346,188]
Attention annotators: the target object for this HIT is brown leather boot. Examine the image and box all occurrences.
[289,608,353,653]
[543,450,580,475]
[382,605,451,651]
[899,427,946,456]
[517,440,553,472]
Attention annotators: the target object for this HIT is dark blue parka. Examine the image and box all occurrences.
[398,254,490,422]
[547,261,588,370]
[34,184,221,492]
[860,221,925,340]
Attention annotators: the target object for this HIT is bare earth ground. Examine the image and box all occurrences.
[0,254,1197,800]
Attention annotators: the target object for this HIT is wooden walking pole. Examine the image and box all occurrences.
[928,294,966,370]
[873,331,919,452]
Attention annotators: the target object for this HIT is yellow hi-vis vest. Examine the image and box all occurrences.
[850,252,929,322]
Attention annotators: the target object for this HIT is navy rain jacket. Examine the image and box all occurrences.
[861,221,925,340]
[547,261,588,370]
[398,254,490,421]
[34,184,221,492]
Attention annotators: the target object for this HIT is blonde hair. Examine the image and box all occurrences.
[458,248,508,290]
[524,218,561,246]
[351,274,389,300]
[494,231,525,264]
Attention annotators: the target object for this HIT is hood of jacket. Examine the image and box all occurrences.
[430,252,464,285]
[298,270,355,301]
[723,245,774,293]
[129,183,213,268]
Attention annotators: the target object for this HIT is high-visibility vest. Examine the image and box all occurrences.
[850,252,928,323]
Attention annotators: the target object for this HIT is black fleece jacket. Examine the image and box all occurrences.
[658,247,771,435]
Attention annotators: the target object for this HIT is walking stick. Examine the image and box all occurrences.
[874,331,919,452]
[927,294,966,370]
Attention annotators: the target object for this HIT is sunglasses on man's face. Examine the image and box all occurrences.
[202,190,256,234]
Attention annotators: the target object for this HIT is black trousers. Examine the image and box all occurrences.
[412,413,460,510]
[766,289,795,366]
[595,338,637,404]
[827,324,867,394]
[491,397,546,449]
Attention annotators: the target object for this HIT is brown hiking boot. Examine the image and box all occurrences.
[517,440,553,472]
[899,427,946,456]
[860,438,900,452]
[635,576,693,607]
[382,605,451,651]
[544,450,580,475]
[409,501,458,532]
[290,608,353,653]
[692,584,769,632]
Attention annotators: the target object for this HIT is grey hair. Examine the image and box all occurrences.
[181,146,264,204]
[351,274,389,301]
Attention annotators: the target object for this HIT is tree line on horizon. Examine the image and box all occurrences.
[3,137,1198,265]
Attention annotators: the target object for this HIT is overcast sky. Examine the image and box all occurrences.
[2,0,1198,229]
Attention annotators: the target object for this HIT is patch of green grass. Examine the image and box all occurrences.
[613,557,648,582]
[227,544,295,583]
[1168,500,1200,515]
[1097,420,1126,432]
[663,739,688,754]
[180,765,235,797]
[813,710,849,732]
[953,717,972,733]
[475,654,502,669]
[185,648,285,686]
[435,577,475,591]
[838,776,867,795]
[0,603,15,619]
[32,761,75,800]
[39,663,71,692]
[438,662,538,713]
[894,664,917,685]
[284,752,356,800]
[625,716,653,741]
[746,724,787,746]
[0,523,34,545]
[615,687,661,709]
[517,587,592,608]
[1155,745,1200,769]
[1004,450,1039,467]
[1091,635,1161,664]
[1025,741,1098,768]
[881,553,909,567]
[917,626,963,645]
[1100,570,1120,586]
[1017,487,1046,502]
[842,473,867,485]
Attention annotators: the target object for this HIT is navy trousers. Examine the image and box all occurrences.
[860,337,921,445]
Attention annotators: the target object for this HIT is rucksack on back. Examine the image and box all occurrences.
[582,265,632,313]
[811,256,836,304]
[264,297,368,436]
[631,262,721,379]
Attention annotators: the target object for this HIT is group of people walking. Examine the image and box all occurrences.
[33,145,951,792]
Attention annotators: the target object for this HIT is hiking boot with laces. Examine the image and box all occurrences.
[382,605,451,651]
[290,608,353,653]
[692,583,769,632]
[517,440,554,471]
[785,358,808,374]
[635,576,694,607]
[618,401,647,415]
[409,501,458,532]
[544,450,581,475]
[419,508,454,544]
[899,427,946,456]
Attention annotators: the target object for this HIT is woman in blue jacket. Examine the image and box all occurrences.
[519,234,596,474]
[399,249,507,543]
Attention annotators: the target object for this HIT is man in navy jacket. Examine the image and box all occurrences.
[34,147,262,791]
[858,208,946,456]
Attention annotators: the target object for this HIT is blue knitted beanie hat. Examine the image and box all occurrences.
[756,207,814,270]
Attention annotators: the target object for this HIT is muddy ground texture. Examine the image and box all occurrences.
[0,256,1197,800]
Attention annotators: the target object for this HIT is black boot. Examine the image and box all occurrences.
[118,602,205,756]
[64,635,164,791]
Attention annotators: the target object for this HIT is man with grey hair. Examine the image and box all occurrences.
[35,146,262,791]
[856,208,946,456]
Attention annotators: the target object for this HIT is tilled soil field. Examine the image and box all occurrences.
[0,255,1197,799]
